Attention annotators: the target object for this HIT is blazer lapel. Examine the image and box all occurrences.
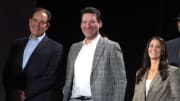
[149,72,161,89]
[23,36,48,71]
[141,72,147,101]
[67,42,83,83]
[146,72,161,97]
[70,42,83,70]
[91,37,105,74]
[19,38,29,71]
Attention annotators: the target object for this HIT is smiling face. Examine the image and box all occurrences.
[148,39,162,60]
[80,13,102,41]
[29,10,49,39]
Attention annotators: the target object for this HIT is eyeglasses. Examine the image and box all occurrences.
[31,18,48,25]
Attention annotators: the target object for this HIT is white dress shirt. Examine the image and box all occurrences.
[146,80,152,97]
[71,34,100,98]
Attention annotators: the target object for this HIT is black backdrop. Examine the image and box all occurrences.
[0,0,180,101]
[0,1,36,101]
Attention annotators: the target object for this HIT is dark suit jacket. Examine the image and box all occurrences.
[3,35,63,101]
[63,36,127,101]
[166,37,180,67]
[132,65,180,101]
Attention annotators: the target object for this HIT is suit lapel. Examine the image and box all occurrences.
[147,72,161,101]
[147,72,161,96]
[71,42,83,70]
[23,36,48,71]
[141,72,147,101]
[67,42,83,83]
[19,38,29,71]
[91,37,105,74]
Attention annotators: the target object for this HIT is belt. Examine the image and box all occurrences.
[74,96,92,100]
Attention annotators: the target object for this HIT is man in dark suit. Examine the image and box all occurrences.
[3,8,63,101]
[166,13,180,67]
[63,7,127,101]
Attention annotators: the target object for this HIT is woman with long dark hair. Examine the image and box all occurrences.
[132,36,180,101]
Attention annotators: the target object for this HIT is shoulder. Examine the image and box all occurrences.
[14,37,27,42]
[102,37,118,44]
[167,65,180,75]
[70,41,83,48]
[168,65,179,71]
[102,37,122,52]
[10,37,28,47]
[72,41,82,45]
[167,65,180,84]
[101,37,120,47]
[166,37,180,45]
[100,37,124,56]
[46,37,63,50]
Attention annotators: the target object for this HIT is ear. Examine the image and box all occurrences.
[29,18,32,23]
[99,21,103,28]
[45,24,49,31]
[29,18,32,27]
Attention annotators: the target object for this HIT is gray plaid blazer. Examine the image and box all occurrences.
[63,36,127,101]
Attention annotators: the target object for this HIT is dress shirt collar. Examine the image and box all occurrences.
[29,33,46,41]
[83,34,101,46]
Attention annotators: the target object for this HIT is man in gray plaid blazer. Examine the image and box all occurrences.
[63,7,127,101]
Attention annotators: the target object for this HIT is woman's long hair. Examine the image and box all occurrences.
[136,36,168,84]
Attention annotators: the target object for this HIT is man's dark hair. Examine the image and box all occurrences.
[30,8,51,26]
[80,7,101,22]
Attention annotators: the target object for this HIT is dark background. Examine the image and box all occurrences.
[0,0,180,101]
